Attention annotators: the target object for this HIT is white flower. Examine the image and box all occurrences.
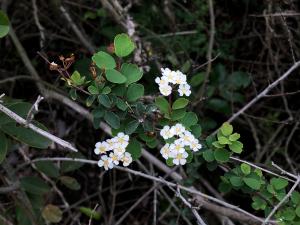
[174,71,187,84]
[161,68,172,77]
[173,151,188,165]
[114,145,126,156]
[115,132,129,145]
[121,152,133,167]
[160,143,171,159]
[171,123,186,136]
[179,131,195,145]
[109,152,121,165]
[170,140,185,155]
[189,139,202,152]
[98,155,114,170]
[155,77,169,86]
[94,141,109,155]
[166,71,178,84]
[178,84,191,96]
[159,84,172,96]
[106,139,115,151]
[160,125,174,140]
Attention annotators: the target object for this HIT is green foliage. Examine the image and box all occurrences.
[20,176,51,195]
[59,176,81,190]
[35,161,60,178]
[126,138,142,160]
[105,69,127,84]
[121,63,143,85]
[114,33,135,57]
[172,98,189,110]
[126,83,144,102]
[92,51,116,69]
[0,10,9,38]
[79,207,101,220]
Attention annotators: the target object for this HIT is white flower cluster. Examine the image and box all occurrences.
[155,68,191,97]
[94,132,133,170]
[160,123,202,165]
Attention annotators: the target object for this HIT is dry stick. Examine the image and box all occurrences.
[59,5,95,53]
[262,176,300,225]
[32,0,45,49]
[196,0,215,100]
[172,185,208,225]
[0,101,77,152]
[27,157,272,225]
[230,157,296,183]
[25,95,44,125]
[271,162,298,180]
[225,61,300,124]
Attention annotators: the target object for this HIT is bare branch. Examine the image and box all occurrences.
[0,100,78,152]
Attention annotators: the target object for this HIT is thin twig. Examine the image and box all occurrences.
[25,157,273,224]
[171,185,207,225]
[32,0,45,49]
[211,61,300,135]
[262,176,300,225]
[25,95,44,126]
[0,100,77,152]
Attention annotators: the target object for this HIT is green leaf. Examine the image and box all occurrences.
[0,132,8,163]
[35,161,60,178]
[126,138,141,160]
[114,33,135,57]
[171,108,186,121]
[230,176,243,187]
[191,124,202,138]
[102,86,111,94]
[240,163,251,175]
[125,120,140,135]
[0,10,9,38]
[218,181,232,193]
[281,208,296,221]
[59,176,81,190]
[218,136,232,145]
[79,207,101,220]
[180,112,198,128]
[86,95,96,107]
[291,191,300,205]
[186,149,193,163]
[20,176,51,195]
[270,178,289,190]
[214,149,230,162]
[212,141,224,148]
[126,83,144,102]
[190,72,205,87]
[105,69,127,84]
[104,111,120,129]
[229,133,240,141]
[243,177,261,190]
[252,196,266,210]
[202,150,215,162]
[92,51,116,69]
[98,94,111,108]
[88,85,99,95]
[116,98,128,111]
[155,97,169,115]
[42,204,63,223]
[166,158,174,167]
[229,141,243,154]
[69,89,77,100]
[70,71,85,86]
[172,98,189,110]
[220,122,233,136]
[296,205,300,217]
[61,152,85,173]
[0,122,52,149]
[121,63,143,85]
[92,107,105,118]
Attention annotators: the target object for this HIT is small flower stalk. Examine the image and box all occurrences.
[94,132,133,170]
